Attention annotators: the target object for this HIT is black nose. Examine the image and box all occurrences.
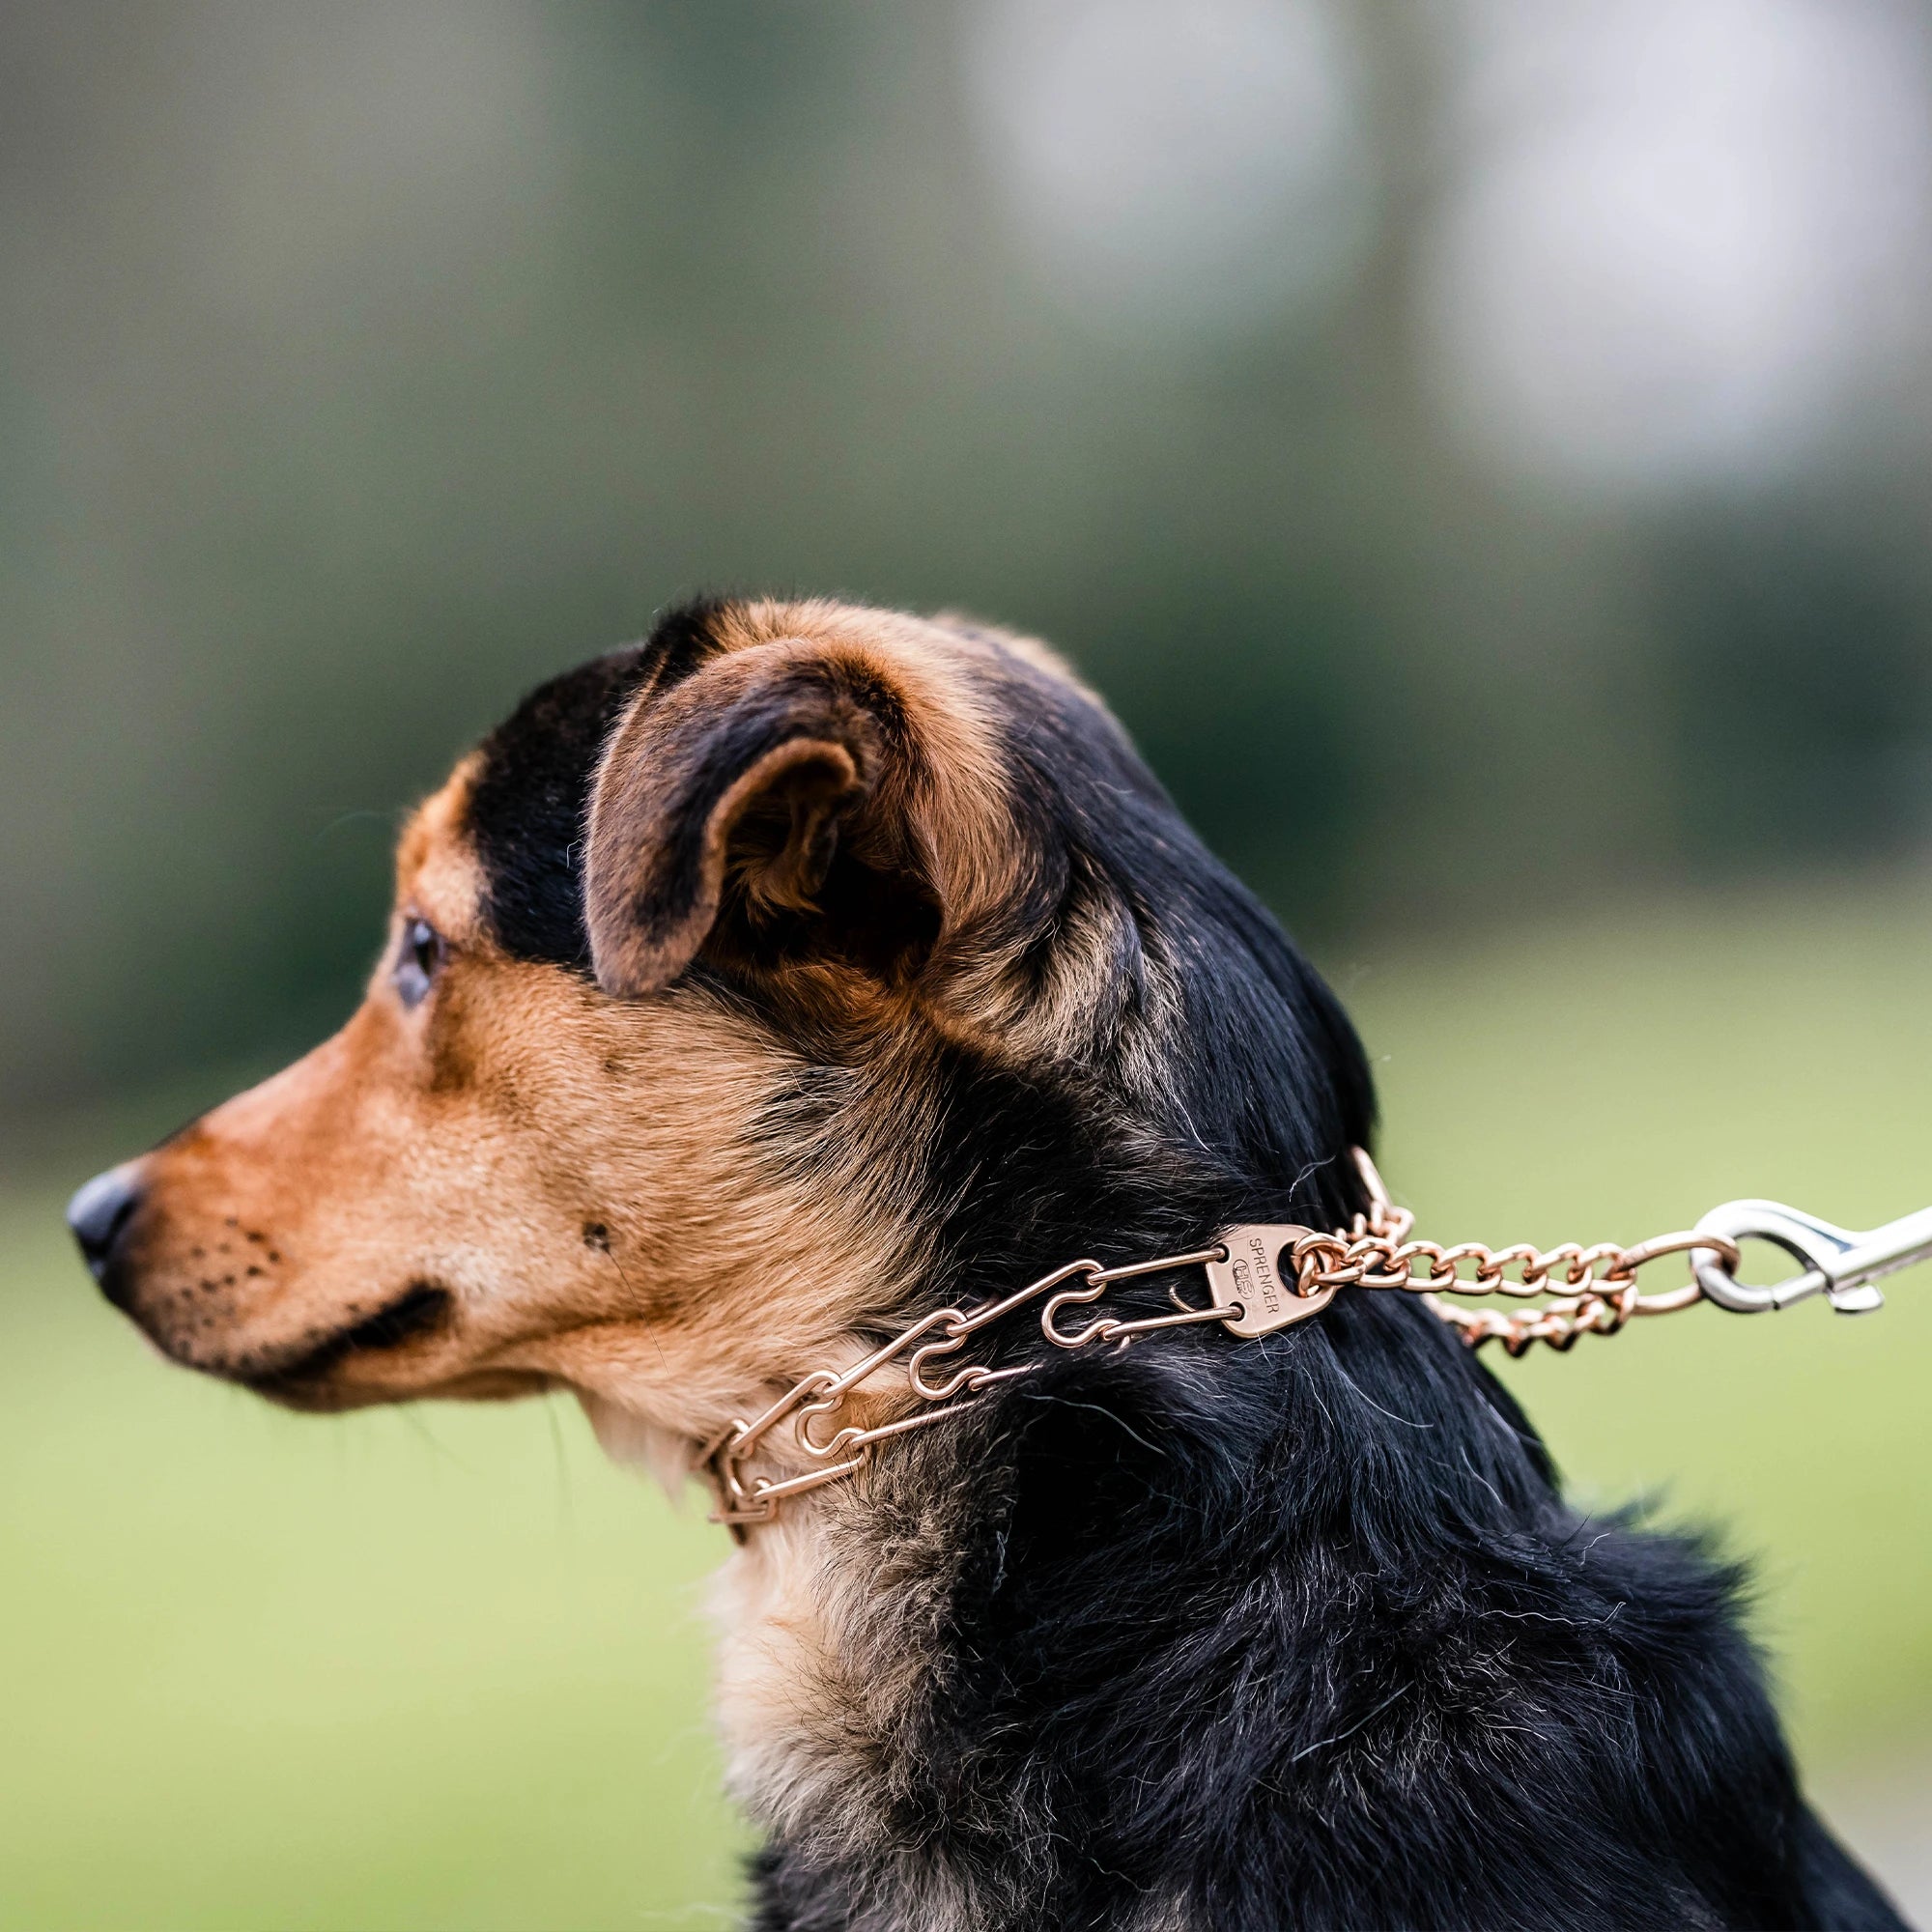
[67,1167,142,1287]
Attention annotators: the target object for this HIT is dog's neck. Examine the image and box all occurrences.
[673,1146,1312,1922]
[697,1244,1514,1929]
[690,1239,1820,1932]
[576,993,1827,1928]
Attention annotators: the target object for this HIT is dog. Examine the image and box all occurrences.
[70,597,1906,1930]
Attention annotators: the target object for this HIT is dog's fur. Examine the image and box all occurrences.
[84,598,1905,1929]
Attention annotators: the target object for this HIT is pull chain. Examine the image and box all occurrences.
[699,1149,1927,1529]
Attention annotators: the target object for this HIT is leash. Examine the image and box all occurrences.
[699,1150,1932,1530]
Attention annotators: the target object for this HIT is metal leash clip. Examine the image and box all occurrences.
[1691,1200,1932,1315]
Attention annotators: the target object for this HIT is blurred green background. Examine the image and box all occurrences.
[3,3,1930,1926]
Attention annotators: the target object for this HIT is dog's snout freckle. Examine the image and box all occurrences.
[582,1222,611,1251]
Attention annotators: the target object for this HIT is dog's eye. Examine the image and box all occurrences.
[394,917,444,1009]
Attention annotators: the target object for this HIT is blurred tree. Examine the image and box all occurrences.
[2,0,1930,1122]
[1660,501,1932,867]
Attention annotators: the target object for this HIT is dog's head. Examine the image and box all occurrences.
[71,598,1371,1467]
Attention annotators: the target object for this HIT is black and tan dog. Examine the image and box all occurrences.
[70,599,1904,1930]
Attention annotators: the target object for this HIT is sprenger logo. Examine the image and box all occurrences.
[1231,1234,1283,1321]
[1203,1223,1337,1339]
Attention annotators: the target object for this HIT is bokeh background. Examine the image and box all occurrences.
[4,3,1931,1925]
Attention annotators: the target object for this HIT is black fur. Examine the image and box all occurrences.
[482,604,1906,1931]
[467,597,728,966]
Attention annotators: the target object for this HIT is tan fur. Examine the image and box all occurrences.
[713,600,1022,952]
[583,608,1028,1035]
[711,1470,1041,1932]
[119,760,924,1445]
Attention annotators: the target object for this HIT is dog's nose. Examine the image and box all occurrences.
[67,1165,143,1294]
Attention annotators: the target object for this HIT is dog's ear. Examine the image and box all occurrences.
[584,639,947,997]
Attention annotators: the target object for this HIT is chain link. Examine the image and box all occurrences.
[1294,1164,1739,1356]
[698,1247,1231,1528]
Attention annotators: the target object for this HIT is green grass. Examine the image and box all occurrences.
[4,881,1930,1928]
[0,1194,747,1931]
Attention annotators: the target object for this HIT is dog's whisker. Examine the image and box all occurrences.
[596,1242,672,1381]
[544,1391,575,1533]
